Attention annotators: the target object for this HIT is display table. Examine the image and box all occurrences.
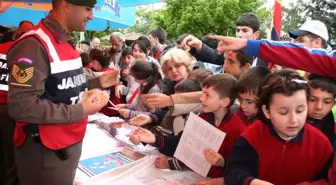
[74,124,205,185]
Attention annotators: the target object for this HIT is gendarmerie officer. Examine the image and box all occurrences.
[7,0,119,184]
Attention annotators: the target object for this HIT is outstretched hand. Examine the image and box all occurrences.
[208,35,248,53]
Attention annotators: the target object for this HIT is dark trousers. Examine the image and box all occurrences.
[0,113,19,185]
[15,136,82,185]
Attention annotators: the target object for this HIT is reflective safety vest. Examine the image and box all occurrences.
[13,21,88,150]
[0,41,14,104]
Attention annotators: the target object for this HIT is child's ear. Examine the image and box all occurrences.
[242,63,251,71]
[262,105,270,119]
[221,97,231,108]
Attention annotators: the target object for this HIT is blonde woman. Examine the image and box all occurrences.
[160,48,194,95]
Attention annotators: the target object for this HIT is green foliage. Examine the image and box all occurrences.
[125,7,159,34]
[281,0,306,41]
[304,0,336,44]
[151,0,269,39]
[282,0,335,44]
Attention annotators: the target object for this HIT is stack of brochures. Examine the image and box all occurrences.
[78,148,145,177]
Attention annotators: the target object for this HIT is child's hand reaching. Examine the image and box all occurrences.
[129,127,156,145]
[154,156,170,169]
[130,114,152,126]
[204,148,224,167]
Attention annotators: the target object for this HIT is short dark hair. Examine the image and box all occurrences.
[175,79,202,93]
[188,68,213,84]
[201,33,218,49]
[121,47,132,57]
[236,13,260,32]
[150,27,167,44]
[237,66,270,95]
[258,69,310,123]
[306,33,328,49]
[202,74,238,107]
[308,74,336,97]
[89,49,110,68]
[176,34,190,45]
[81,40,90,46]
[234,49,254,67]
[80,52,90,66]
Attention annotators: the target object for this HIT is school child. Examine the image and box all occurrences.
[150,79,202,136]
[223,49,253,79]
[224,69,334,185]
[306,74,336,148]
[129,74,246,180]
[116,47,137,104]
[236,66,270,125]
[187,68,213,83]
[130,69,213,132]
[113,61,162,119]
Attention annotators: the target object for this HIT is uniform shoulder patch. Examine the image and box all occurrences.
[10,64,34,87]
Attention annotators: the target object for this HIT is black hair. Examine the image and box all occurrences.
[233,49,254,67]
[258,69,310,124]
[150,27,167,44]
[132,36,151,56]
[81,40,90,47]
[308,74,336,97]
[80,52,90,66]
[176,34,190,45]
[201,33,218,49]
[237,66,270,95]
[175,79,202,93]
[236,13,260,32]
[122,47,132,57]
[90,49,110,68]
[130,61,163,94]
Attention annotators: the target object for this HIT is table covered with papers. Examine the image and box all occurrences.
[74,113,205,185]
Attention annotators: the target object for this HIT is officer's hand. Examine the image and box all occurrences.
[99,69,120,88]
[81,91,108,116]
[181,35,203,53]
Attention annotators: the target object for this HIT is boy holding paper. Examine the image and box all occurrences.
[129,74,245,182]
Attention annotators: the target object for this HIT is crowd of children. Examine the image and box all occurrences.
[74,12,336,185]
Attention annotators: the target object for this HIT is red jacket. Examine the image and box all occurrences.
[245,40,336,78]
[297,155,336,185]
[237,109,258,126]
[155,111,246,178]
[225,120,333,185]
[199,111,246,178]
[13,21,88,150]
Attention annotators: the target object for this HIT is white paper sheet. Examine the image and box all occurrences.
[174,112,226,177]
[88,113,124,124]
